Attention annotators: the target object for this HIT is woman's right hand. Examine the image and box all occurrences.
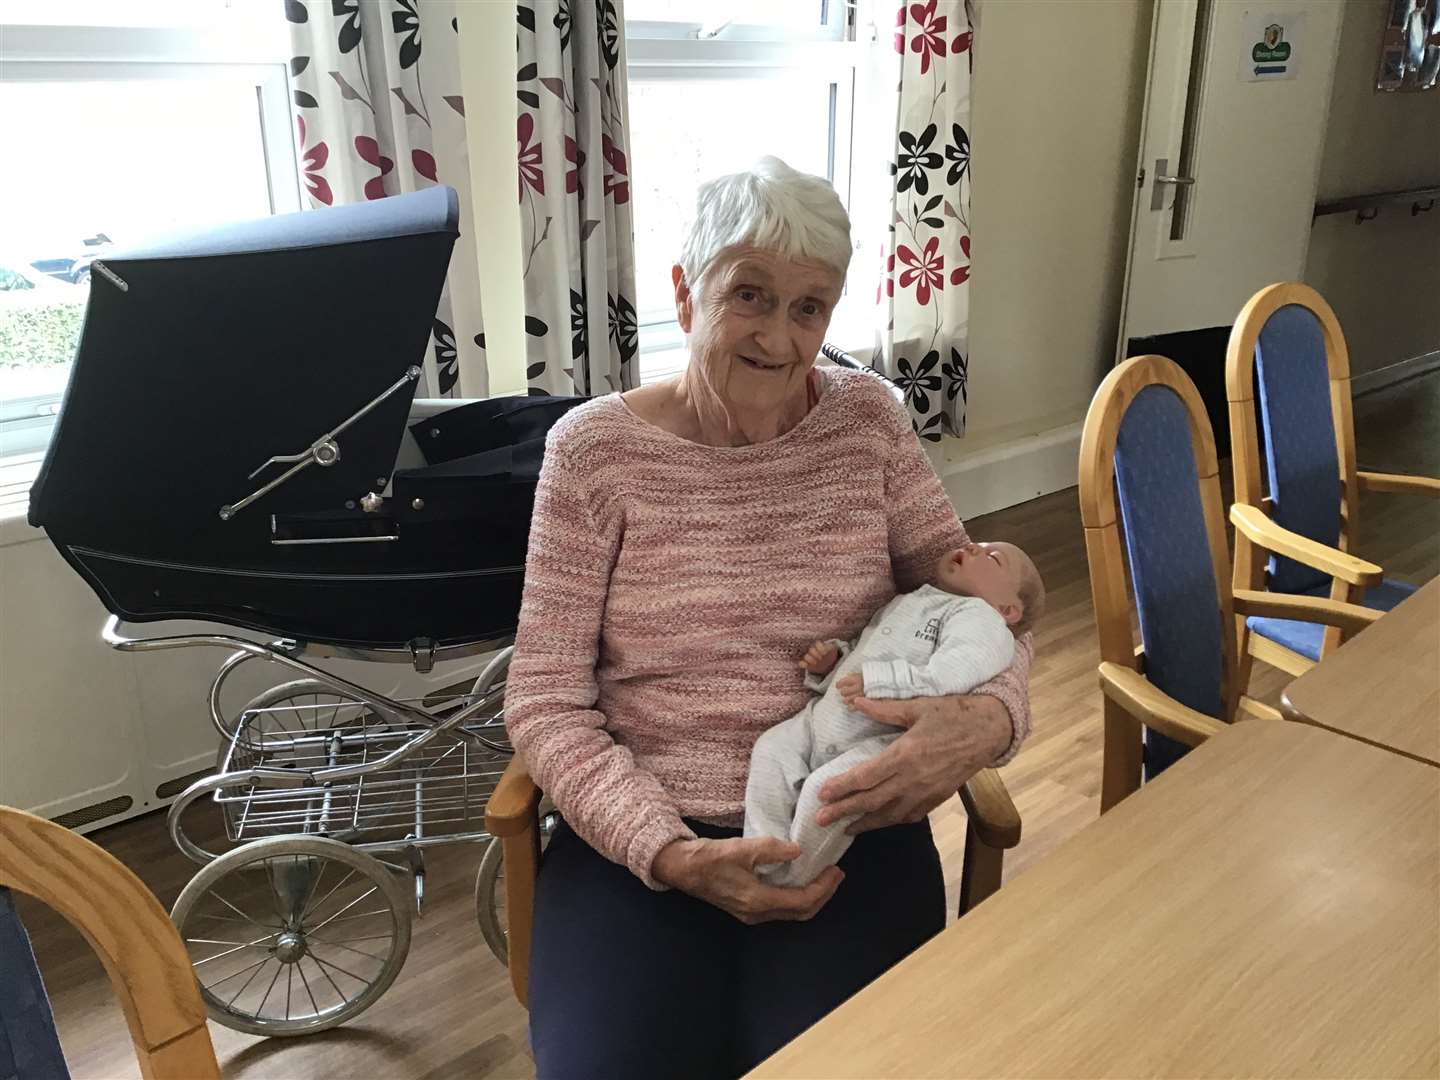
[651,836,843,924]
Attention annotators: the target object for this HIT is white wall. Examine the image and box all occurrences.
[1304,0,1440,378]
[459,0,528,398]
[964,0,1152,449]
[939,0,1153,516]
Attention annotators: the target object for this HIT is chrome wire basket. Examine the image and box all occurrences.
[215,695,510,851]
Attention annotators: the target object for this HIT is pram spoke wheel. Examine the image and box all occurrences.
[232,679,382,752]
[172,835,412,1036]
[459,646,512,754]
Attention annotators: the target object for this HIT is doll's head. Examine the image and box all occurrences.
[933,541,1045,636]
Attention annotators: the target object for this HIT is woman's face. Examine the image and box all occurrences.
[673,247,844,415]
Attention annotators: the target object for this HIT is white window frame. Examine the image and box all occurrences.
[0,22,300,477]
[626,0,847,44]
[625,4,870,383]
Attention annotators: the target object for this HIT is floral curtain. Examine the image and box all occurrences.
[284,0,485,397]
[514,0,639,397]
[875,0,974,441]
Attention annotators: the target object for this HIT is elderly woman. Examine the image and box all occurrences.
[505,157,1032,1078]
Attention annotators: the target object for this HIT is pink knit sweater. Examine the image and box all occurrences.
[505,367,1033,888]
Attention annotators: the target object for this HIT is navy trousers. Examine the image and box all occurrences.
[527,818,946,1079]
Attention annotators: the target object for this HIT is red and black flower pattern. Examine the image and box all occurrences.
[296,116,333,205]
[897,236,945,306]
[518,112,544,202]
[602,134,629,204]
[355,136,393,200]
[879,0,974,438]
[907,0,947,75]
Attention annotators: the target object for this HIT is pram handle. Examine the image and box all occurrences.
[104,616,507,731]
[820,344,904,403]
[104,617,441,726]
[218,365,422,522]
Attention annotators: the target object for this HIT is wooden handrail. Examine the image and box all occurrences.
[1314,184,1440,220]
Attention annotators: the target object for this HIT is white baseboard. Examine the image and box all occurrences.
[940,421,1084,521]
[1352,351,1440,397]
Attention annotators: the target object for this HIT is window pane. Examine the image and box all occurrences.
[0,77,275,459]
[0,0,275,28]
[628,74,834,324]
[627,0,827,29]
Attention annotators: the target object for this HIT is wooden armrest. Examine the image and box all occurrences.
[1357,471,1440,498]
[1236,695,1284,723]
[482,765,543,1008]
[1232,589,1381,637]
[485,757,542,838]
[1,807,220,1079]
[1097,662,1226,747]
[1229,504,1382,587]
[958,769,1021,850]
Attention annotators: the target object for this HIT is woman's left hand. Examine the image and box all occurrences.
[815,694,1011,834]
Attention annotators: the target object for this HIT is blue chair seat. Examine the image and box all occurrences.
[1247,577,1416,660]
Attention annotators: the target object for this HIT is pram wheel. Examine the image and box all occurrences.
[474,805,556,966]
[171,835,412,1036]
[230,679,381,750]
[459,646,512,753]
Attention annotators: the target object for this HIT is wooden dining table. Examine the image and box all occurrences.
[747,720,1440,1079]
[1280,577,1439,767]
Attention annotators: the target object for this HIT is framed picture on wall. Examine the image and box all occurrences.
[1377,0,1440,91]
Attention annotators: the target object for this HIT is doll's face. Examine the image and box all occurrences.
[934,541,1031,627]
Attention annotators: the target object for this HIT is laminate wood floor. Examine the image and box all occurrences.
[15,373,1438,1079]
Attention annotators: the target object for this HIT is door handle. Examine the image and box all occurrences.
[1149,157,1196,210]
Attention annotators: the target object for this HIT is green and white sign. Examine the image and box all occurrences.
[1240,10,1306,81]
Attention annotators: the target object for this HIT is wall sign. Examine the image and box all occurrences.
[1240,11,1306,81]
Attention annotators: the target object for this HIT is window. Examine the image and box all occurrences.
[0,268,40,292]
[0,5,298,496]
[625,1,878,382]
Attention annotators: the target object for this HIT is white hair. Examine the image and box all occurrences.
[678,156,852,291]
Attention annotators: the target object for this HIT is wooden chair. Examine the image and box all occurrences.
[0,807,220,1080]
[1226,282,1440,679]
[1078,355,1380,811]
[486,755,1022,1006]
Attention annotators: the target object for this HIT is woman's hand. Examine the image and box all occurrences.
[815,694,1011,835]
[651,836,844,925]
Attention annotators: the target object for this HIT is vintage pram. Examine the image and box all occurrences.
[26,186,582,1036]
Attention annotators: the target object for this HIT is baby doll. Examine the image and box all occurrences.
[744,540,1044,887]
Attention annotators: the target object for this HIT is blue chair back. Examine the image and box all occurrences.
[1113,385,1226,732]
[1254,304,1340,595]
[0,888,70,1080]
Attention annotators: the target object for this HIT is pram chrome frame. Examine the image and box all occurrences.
[102,617,515,862]
[101,617,519,1035]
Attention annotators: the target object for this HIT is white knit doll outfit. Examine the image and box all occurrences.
[743,587,1015,887]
